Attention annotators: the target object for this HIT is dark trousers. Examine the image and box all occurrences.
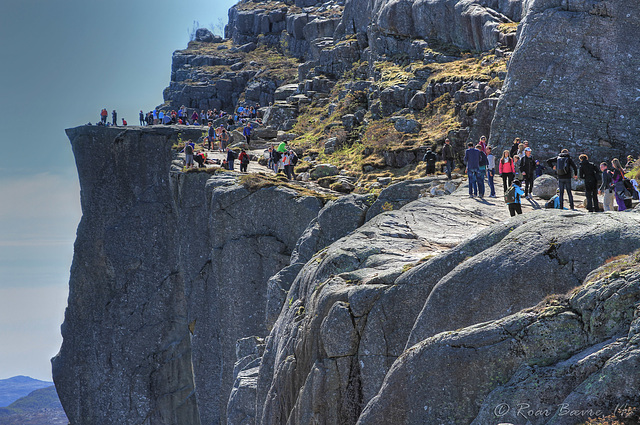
[508,203,522,217]
[585,183,599,212]
[445,159,454,179]
[523,174,534,196]
[426,163,436,175]
[228,159,234,170]
[487,169,496,196]
[558,178,574,209]
[284,164,293,180]
[501,172,514,192]
[240,162,248,172]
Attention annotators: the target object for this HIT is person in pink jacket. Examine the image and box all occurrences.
[498,150,516,192]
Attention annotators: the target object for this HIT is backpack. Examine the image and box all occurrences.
[290,152,299,165]
[545,198,555,209]
[557,156,570,177]
[504,186,516,203]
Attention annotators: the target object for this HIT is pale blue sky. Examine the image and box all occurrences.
[0,0,237,381]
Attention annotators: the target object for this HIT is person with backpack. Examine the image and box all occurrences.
[184,140,195,168]
[611,158,627,211]
[545,189,563,209]
[498,150,516,193]
[288,149,298,180]
[442,138,454,180]
[100,108,108,125]
[547,149,578,210]
[505,179,525,216]
[243,123,252,145]
[423,147,437,175]
[238,149,250,173]
[578,154,601,212]
[519,147,536,200]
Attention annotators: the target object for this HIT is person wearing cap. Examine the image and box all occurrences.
[519,147,536,199]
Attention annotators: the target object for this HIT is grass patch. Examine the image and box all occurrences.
[238,173,338,203]
[497,22,519,34]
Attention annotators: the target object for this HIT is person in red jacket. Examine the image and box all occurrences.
[238,149,249,173]
[498,150,516,192]
[100,108,108,125]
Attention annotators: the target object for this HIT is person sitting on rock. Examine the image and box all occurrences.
[505,179,525,217]
[121,118,127,126]
[423,147,437,175]
[578,154,601,212]
[194,151,206,168]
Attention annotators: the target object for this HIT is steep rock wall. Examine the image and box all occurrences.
[53,126,200,425]
[490,0,640,159]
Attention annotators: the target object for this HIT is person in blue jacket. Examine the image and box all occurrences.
[505,179,525,216]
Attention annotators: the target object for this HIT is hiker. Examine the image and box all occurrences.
[478,136,487,154]
[547,149,578,210]
[578,154,601,212]
[112,110,117,126]
[499,150,515,192]
[505,179,525,216]
[226,148,236,171]
[194,151,206,168]
[238,149,249,173]
[201,110,206,126]
[122,118,127,126]
[545,189,562,209]
[534,160,545,178]
[513,155,522,180]
[509,137,521,158]
[243,123,252,145]
[599,162,615,211]
[184,140,194,168]
[486,146,496,198]
[207,122,216,150]
[282,150,293,179]
[625,155,636,170]
[464,142,482,198]
[270,146,281,173]
[423,147,437,175]
[191,110,199,125]
[611,158,627,211]
[100,108,108,124]
[519,147,535,200]
[477,144,488,198]
[442,138,454,180]
[139,110,144,126]
[220,129,230,151]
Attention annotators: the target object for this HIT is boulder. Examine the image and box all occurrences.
[195,28,215,42]
[330,179,356,193]
[393,118,421,134]
[342,114,357,131]
[309,163,339,180]
[532,174,557,199]
[274,84,299,101]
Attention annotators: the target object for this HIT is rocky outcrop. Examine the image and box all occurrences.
[53,126,200,425]
[490,0,640,159]
[358,250,640,425]
[55,126,329,425]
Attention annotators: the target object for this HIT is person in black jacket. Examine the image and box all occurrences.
[423,147,437,175]
[599,162,615,211]
[578,154,601,212]
[519,147,536,199]
[509,137,521,159]
[442,138,454,180]
[547,149,578,210]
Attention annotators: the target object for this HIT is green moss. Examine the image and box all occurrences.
[237,173,338,203]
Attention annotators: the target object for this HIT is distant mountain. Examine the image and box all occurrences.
[0,386,67,425]
[0,376,53,408]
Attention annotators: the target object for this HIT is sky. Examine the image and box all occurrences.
[0,0,237,382]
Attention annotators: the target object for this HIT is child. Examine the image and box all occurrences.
[505,179,525,217]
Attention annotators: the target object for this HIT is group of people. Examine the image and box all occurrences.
[267,142,298,180]
[455,136,638,216]
[98,109,127,126]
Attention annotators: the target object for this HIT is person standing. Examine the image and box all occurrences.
[226,148,236,171]
[478,136,487,154]
[505,179,525,216]
[578,154,600,212]
[442,138,454,180]
[499,150,515,192]
[238,149,249,173]
[464,142,481,198]
[243,123,252,145]
[220,129,230,151]
[112,110,117,126]
[476,144,487,198]
[100,108,108,125]
[548,149,578,210]
[184,140,194,168]
[519,147,536,199]
[207,122,215,150]
[599,162,615,211]
[423,147,437,175]
[510,137,521,159]
[611,158,627,211]
[191,110,199,125]
[139,110,144,126]
[486,146,496,198]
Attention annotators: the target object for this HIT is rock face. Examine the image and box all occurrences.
[55,126,327,425]
[490,0,640,159]
[358,250,640,425]
[53,126,200,425]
